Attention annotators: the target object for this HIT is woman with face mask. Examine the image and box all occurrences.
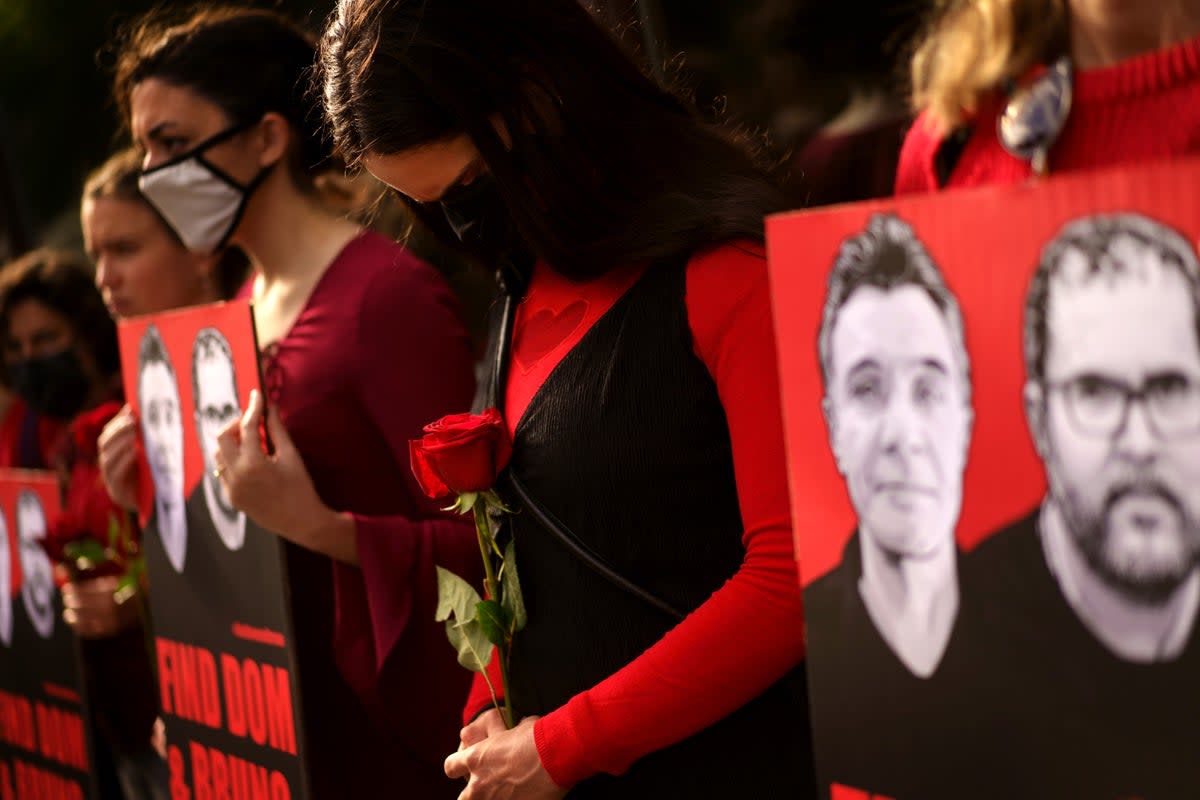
[91,147,249,511]
[85,147,249,321]
[0,251,120,432]
[0,249,167,799]
[0,249,101,470]
[105,8,479,797]
[319,1,812,798]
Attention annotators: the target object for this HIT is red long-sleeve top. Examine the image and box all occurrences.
[895,33,1200,194]
[464,242,805,787]
[0,397,65,470]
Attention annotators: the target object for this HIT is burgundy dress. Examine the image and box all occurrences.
[260,231,480,798]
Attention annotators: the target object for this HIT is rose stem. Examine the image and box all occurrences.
[473,496,513,729]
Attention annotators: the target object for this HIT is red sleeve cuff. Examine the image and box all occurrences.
[534,709,589,789]
[350,512,418,675]
[533,694,631,789]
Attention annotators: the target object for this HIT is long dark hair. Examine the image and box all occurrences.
[112,7,335,187]
[319,0,791,279]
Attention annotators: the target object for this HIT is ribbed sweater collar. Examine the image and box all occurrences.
[1074,32,1200,103]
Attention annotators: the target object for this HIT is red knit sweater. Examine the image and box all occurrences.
[895,33,1200,194]
[463,243,805,788]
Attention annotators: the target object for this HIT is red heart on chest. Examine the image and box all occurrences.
[512,299,589,373]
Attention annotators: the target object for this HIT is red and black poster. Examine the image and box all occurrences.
[0,470,98,799]
[768,157,1200,800]
[117,301,309,800]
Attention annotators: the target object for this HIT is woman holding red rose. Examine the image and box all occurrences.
[104,8,482,797]
[320,1,813,798]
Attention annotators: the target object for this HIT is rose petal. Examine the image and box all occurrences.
[409,440,453,499]
[410,409,512,496]
[425,436,496,494]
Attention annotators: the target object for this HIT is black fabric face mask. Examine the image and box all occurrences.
[9,349,91,420]
[439,174,535,295]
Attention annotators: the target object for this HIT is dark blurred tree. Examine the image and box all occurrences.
[0,0,333,251]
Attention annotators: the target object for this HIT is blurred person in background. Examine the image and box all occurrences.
[0,247,162,799]
[767,0,931,205]
[897,0,1200,192]
[104,7,480,797]
[84,147,248,319]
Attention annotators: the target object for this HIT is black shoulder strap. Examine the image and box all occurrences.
[504,471,684,620]
[478,261,686,622]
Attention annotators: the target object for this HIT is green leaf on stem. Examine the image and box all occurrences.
[475,599,510,646]
[500,540,527,633]
[435,567,494,672]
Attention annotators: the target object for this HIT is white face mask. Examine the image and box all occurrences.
[138,123,271,254]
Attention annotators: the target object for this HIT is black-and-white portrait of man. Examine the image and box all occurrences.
[804,214,979,800]
[191,328,245,551]
[139,325,187,573]
[16,490,54,639]
[958,212,1200,798]
[994,213,1200,662]
[0,506,10,647]
[811,213,974,677]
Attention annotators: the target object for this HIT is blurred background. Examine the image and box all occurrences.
[0,0,933,263]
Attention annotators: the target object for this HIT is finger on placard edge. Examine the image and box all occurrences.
[105,409,137,436]
[240,389,263,434]
[264,402,291,451]
[107,427,137,451]
[109,448,136,476]
[98,420,121,448]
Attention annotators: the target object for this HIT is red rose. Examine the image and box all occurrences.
[40,509,84,563]
[409,409,512,498]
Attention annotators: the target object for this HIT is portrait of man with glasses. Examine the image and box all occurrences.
[190,327,245,554]
[997,212,1200,662]
[959,211,1200,796]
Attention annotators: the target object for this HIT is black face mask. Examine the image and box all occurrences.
[439,174,535,295]
[9,349,91,420]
